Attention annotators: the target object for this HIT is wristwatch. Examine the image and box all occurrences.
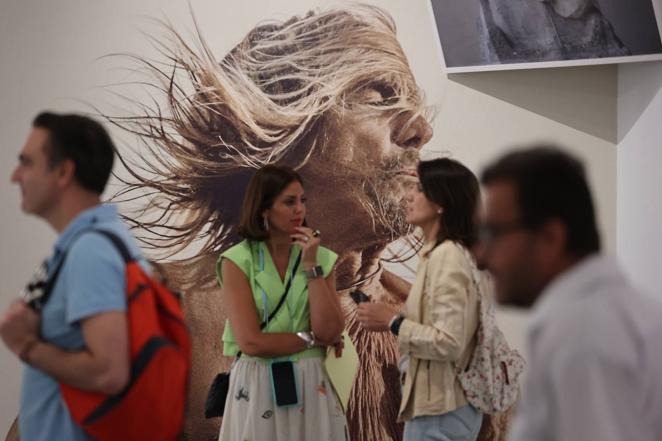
[389,314,405,336]
[304,265,324,279]
[296,331,316,349]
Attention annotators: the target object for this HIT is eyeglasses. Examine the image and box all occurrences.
[478,221,529,246]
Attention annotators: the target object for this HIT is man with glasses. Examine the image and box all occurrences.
[477,146,662,441]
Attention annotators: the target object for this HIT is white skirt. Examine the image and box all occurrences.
[219,356,349,441]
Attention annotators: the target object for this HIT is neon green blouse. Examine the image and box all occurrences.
[216,239,338,360]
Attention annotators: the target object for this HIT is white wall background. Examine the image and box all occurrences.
[0,0,622,435]
[617,60,662,299]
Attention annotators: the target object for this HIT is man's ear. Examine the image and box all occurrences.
[55,159,76,188]
[538,218,568,262]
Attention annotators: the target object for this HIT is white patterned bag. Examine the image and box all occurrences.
[457,249,526,414]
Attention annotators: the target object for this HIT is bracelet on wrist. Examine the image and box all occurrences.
[296,331,316,349]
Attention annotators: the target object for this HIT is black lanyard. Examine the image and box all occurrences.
[237,250,302,358]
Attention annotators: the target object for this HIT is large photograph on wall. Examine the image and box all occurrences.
[106,4,509,441]
[113,6,424,440]
[429,0,662,72]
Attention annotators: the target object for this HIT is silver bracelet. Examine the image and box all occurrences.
[296,331,316,349]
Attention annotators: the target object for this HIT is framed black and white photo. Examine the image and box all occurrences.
[429,0,662,72]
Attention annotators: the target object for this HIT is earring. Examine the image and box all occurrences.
[263,217,269,231]
[437,208,443,214]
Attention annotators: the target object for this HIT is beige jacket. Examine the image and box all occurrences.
[397,240,480,422]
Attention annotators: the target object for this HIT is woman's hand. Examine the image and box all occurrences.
[356,302,399,332]
[291,226,321,268]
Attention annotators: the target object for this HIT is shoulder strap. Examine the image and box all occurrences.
[31,251,69,311]
[93,230,134,263]
[259,251,302,330]
[236,251,302,359]
[31,229,132,311]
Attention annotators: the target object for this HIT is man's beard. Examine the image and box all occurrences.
[358,149,419,241]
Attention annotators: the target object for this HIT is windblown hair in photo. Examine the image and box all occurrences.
[109,4,425,266]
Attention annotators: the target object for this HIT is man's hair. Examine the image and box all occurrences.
[113,4,426,259]
[33,112,115,195]
[237,165,304,241]
[481,145,601,257]
[417,158,480,249]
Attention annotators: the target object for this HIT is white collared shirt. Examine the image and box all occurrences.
[508,254,662,441]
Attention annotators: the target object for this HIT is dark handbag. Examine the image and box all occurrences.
[204,251,302,418]
[204,372,231,418]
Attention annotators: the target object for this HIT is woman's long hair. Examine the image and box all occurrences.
[417,158,481,250]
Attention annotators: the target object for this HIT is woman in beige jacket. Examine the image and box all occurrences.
[357,157,482,441]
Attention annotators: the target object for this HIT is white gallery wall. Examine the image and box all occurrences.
[617,60,662,299]
[0,0,620,434]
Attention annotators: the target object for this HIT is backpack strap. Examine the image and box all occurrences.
[31,251,69,311]
[453,246,490,374]
[31,229,133,311]
[29,228,95,311]
[93,230,134,264]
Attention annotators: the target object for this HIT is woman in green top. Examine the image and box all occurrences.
[216,165,347,441]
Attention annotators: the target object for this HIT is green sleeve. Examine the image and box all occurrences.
[216,240,253,287]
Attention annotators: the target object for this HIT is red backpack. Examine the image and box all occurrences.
[38,229,191,441]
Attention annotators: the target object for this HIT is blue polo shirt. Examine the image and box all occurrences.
[19,204,144,441]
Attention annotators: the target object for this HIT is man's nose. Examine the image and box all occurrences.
[10,167,20,184]
[395,115,433,150]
